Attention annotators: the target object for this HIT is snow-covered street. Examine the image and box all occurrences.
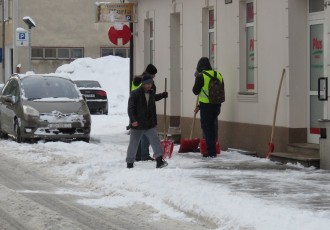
[0,114,329,230]
[0,56,329,229]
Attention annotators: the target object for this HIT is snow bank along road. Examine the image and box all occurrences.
[0,143,213,230]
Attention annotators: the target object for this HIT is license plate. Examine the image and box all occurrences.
[84,94,95,98]
[48,123,72,129]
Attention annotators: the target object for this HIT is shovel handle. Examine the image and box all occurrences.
[189,96,199,139]
[164,78,167,140]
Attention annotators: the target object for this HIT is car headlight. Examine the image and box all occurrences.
[23,105,40,119]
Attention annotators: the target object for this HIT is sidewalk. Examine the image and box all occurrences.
[181,150,330,212]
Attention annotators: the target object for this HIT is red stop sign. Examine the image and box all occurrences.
[108,25,131,45]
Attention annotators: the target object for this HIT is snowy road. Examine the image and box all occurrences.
[0,114,329,230]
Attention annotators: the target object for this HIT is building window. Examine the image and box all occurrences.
[149,20,154,64]
[209,9,215,68]
[45,48,56,59]
[58,48,70,59]
[246,2,254,90]
[31,48,43,58]
[309,0,324,13]
[32,47,84,60]
[238,0,256,99]
[100,47,129,58]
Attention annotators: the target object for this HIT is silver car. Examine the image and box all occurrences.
[0,74,91,142]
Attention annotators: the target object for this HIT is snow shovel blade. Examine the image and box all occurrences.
[178,138,200,153]
[161,139,174,159]
[265,142,274,159]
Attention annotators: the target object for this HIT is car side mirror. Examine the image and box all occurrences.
[4,95,16,104]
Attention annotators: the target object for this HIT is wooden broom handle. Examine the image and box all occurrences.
[270,69,286,143]
[189,96,199,139]
[164,78,167,139]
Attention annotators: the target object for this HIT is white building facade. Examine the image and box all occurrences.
[130,0,329,156]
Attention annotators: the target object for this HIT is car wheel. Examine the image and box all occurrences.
[0,130,8,139]
[14,120,23,143]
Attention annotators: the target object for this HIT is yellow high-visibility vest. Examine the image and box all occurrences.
[131,81,142,91]
[199,70,223,103]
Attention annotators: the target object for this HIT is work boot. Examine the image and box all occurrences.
[156,156,168,168]
[127,163,134,168]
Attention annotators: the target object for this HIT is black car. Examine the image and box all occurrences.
[74,80,108,115]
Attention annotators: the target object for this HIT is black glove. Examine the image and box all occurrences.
[162,92,168,98]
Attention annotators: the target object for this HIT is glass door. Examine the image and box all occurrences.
[308,21,326,143]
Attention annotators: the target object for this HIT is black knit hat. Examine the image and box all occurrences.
[145,64,157,75]
[142,74,154,84]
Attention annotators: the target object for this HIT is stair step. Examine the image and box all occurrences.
[270,151,320,168]
[288,143,319,155]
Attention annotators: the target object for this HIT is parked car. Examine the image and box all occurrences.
[0,74,91,142]
[74,80,108,115]
[0,83,4,94]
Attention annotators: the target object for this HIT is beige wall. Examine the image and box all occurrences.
[2,0,128,77]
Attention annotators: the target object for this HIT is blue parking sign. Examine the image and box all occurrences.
[19,33,26,40]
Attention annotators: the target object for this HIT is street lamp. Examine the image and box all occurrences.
[22,16,36,71]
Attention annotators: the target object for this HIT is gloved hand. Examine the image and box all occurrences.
[162,92,168,98]
[194,105,200,114]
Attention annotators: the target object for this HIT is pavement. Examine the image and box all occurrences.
[182,150,330,212]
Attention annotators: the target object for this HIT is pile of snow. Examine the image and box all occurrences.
[55,56,130,115]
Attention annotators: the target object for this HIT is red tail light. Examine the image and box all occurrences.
[97,90,107,97]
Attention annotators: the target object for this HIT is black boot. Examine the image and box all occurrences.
[156,156,168,168]
[127,163,134,168]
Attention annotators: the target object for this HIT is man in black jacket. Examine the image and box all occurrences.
[131,64,167,161]
[126,74,168,168]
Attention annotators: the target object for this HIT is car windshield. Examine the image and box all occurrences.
[22,76,80,100]
[74,81,101,88]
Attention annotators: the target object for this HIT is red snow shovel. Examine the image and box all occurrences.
[266,69,286,159]
[178,97,200,153]
[161,78,174,159]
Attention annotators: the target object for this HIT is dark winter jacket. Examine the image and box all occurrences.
[128,86,163,130]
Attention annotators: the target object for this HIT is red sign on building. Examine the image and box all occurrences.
[108,25,131,45]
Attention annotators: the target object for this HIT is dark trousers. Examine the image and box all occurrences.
[200,102,221,156]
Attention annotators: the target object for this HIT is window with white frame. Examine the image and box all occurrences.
[209,9,215,68]
[309,0,324,13]
[149,20,154,64]
[238,0,256,98]
[246,1,254,90]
